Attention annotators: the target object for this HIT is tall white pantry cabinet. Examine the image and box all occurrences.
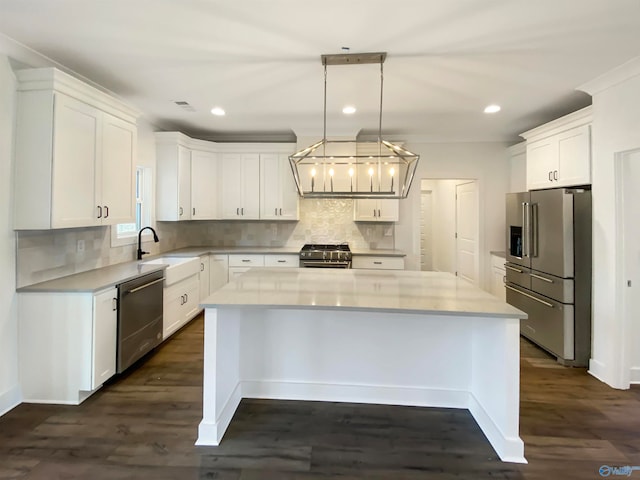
[13,68,138,229]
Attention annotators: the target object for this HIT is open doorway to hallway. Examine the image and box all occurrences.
[420,178,479,285]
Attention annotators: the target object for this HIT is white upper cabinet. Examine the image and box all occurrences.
[156,138,192,221]
[191,150,219,220]
[13,68,138,229]
[522,107,592,190]
[354,198,399,222]
[260,153,299,220]
[221,153,260,219]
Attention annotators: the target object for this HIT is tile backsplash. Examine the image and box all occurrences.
[16,198,394,287]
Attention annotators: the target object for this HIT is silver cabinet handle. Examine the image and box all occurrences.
[505,285,554,308]
[179,207,183,216]
[530,273,553,283]
[378,209,381,217]
[277,260,286,263]
[241,259,251,263]
[236,207,239,215]
[275,208,278,215]
[193,208,196,215]
[373,261,382,265]
[185,293,188,302]
[200,263,205,271]
[241,207,244,215]
[97,205,102,218]
[112,298,118,311]
[553,170,558,180]
[104,205,109,218]
[279,208,282,216]
[505,265,523,273]
[373,209,377,217]
[548,171,553,182]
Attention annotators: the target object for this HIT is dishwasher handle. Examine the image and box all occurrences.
[126,277,164,294]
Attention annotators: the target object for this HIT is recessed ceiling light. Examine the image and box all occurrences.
[210,107,226,116]
[484,104,501,114]
[342,105,356,115]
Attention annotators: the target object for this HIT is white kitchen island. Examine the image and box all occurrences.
[197,268,527,463]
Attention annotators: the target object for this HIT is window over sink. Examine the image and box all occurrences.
[111,166,152,247]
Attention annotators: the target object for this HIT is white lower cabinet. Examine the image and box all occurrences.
[18,287,118,404]
[163,274,200,340]
[352,256,405,270]
[210,254,230,292]
[490,254,506,301]
[198,255,210,302]
[264,254,299,267]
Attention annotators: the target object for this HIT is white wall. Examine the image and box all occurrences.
[0,55,20,415]
[508,142,526,193]
[397,142,510,289]
[579,59,640,388]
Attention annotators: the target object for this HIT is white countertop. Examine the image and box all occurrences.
[201,268,526,319]
[17,262,167,293]
[17,245,406,292]
[168,246,406,257]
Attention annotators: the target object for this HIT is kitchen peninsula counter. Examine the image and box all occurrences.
[197,268,527,463]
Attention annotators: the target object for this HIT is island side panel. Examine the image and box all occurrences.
[197,307,241,446]
[239,308,474,408]
[470,316,525,463]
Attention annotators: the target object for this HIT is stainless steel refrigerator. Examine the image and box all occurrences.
[505,187,592,366]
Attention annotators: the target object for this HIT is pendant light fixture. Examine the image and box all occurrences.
[289,52,419,199]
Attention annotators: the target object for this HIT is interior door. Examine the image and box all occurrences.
[530,188,574,278]
[455,181,479,285]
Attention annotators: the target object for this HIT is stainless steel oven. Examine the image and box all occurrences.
[299,244,352,269]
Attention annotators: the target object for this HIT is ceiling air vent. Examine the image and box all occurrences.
[174,101,196,112]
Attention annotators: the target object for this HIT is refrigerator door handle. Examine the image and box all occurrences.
[531,202,538,258]
[506,284,554,308]
[505,265,524,273]
[522,202,529,257]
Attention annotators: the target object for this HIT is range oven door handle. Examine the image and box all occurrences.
[126,277,164,294]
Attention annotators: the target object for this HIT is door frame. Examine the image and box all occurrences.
[615,148,640,388]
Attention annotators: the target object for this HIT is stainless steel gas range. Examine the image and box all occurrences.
[299,244,352,268]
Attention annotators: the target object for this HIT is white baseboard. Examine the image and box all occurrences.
[0,384,22,417]
[468,393,526,464]
[241,380,469,410]
[196,382,242,446]
[629,367,640,384]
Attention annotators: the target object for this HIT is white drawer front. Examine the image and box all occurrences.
[352,256,405,270]
[265,255,299,268]
[228,254,265,267]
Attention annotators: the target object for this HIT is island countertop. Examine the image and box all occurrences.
[201,268,526,319]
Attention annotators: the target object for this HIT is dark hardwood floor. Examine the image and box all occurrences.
[1,314,639,479]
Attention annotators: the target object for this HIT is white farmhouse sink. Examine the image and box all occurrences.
[143,256,200,286]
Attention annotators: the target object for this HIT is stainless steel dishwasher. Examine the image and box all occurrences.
[117,270,164,373]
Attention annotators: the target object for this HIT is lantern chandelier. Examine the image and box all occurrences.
[289,51,419,199]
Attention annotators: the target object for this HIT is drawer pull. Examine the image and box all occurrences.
[530,273,553,283]
[277,260,286,263]
[505,285,554,308]
[373,261,382,265]
[241,259,251,263]
[505,265,523,273]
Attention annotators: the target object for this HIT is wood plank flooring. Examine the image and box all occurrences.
[1,313,639,479]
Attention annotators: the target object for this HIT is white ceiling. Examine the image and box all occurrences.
[1,0,639,143]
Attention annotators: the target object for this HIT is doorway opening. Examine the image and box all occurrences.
[615,148,640,386]
[420,178,479,285]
